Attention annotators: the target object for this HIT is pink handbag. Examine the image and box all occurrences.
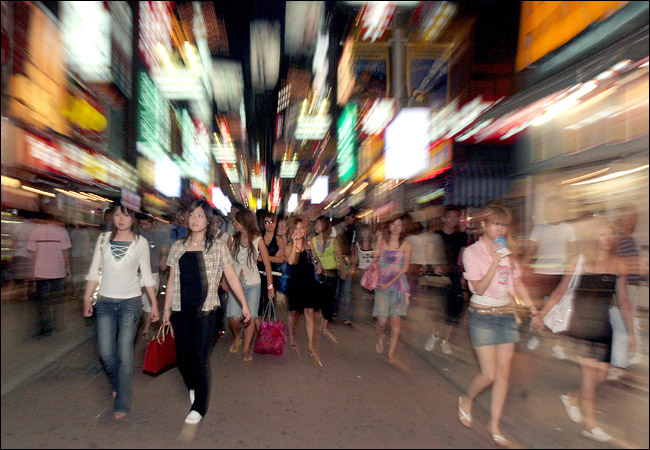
[254,300,285,355]
[361,260,379,290]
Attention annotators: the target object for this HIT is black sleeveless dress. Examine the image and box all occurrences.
[564,273,616,362]
[258,235,280,315]
[287,250,319,312]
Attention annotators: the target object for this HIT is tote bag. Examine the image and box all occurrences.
[361,260,379,291]
[254,300,285,355]
[543,256,583,334]
[143,324,177,375]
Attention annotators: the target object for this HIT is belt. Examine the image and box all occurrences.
[468,305,515,316]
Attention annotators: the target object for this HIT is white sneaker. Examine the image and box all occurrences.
[527,336,540,350]
[425,333,439,351]
[185,410,202,424]
[552,344,566,360]
[582,427,612,442]
[441,340,452,355]
[189,389,195,405]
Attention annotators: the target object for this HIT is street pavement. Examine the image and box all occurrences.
[1,282,648,449]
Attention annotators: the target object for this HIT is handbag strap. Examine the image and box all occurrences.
[262,297,277,322]
[567,255,584,290]
[154,323,174,343]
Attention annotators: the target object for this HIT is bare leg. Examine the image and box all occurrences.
[461,345,497,419]
[288,310,299,348]
[375,317,387,353]
[229,317,242,353]
[577,357,603,431]
[444,323,455,343]
[488,343,515,436]
[142,312,152,335]
[305,309,321,365]
[387,315,402,361]
[242,319,256,360]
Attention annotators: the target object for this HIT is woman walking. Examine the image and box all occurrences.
[458,203,537,447]
[312,216,347,343]
[352,225,375,320]
[285,218,322,365]
[531,218,636,442]
[373,215,412,365]
[227,209,275,361]
[83,203,159,420]
[162,200,251,436]
[257,212,285,326]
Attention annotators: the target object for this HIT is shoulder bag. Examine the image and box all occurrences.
[90,232,108,306]
[543,255,584,333]
[254,299,285,355]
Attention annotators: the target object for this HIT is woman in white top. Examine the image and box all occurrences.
[83,203,159,420]
[226,209,275,361]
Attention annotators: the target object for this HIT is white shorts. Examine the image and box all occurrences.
[142,272,161,313]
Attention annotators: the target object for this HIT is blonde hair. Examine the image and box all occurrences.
[478,202,517,253]
[582,217,617,266]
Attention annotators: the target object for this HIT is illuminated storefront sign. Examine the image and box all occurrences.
[137,71,170,161]
[337,104,358,184]
[211,186,232,215]
[138,1,172,71]
[211,60,244,112]
[284,1,324,56]
[415,139,452,182]
[311,175,329,204]
[61,2,111,83]
[295,115,332,140]
[250,21,281,91]
[361,99,395,136]
[385,108,429,179]
[359,2,396,43]
[155,156,181,198]
[280,160,300,179]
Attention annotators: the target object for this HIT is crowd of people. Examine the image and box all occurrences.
[3,197,644,445]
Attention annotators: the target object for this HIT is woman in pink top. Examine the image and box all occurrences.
[457,203,537,447]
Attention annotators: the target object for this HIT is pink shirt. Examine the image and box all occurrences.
[463,239,520,299]
[28,223,71,279]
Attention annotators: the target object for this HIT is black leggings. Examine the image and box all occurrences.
[171,309,217,416]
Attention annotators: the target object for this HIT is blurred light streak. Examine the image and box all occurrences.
[339,182,354,195]
[561,168,611,185]
[351,182,369,195]
[1,176,21,189]
[570,165,649,186]
[21,186,55,198]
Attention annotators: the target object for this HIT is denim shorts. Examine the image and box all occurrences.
[373,288,409,318]
[227,283,261,319]
[468,309,519,347]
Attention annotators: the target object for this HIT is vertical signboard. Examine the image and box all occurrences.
[337,103,358,185]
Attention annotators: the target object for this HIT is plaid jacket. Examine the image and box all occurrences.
[167,238,234,311]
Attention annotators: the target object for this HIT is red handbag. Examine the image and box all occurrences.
[254,300,285,356]
[361,260,379,290]
[143,323,177,375]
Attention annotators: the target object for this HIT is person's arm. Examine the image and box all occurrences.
[615,259,636,352]
[467,243,503,296]
[63,248,71,278]
[352,242,359,268]
[138,239,159,322]
[162,265,175,325]
[159,242,169,273]
[530,256,578,331]
[223,264,251,324]
[521,240,537,268]
[274,236,286,265]
[82,234,103,317]
[333,238,347,280]
[379,242,412,290]
[257,238,275,299]
[311,237,323,274]
[513,277,538,316]
[286,241,300,265]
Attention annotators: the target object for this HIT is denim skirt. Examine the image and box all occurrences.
[468,309,519,347]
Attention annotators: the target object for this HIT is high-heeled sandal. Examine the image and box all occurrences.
[308,349,323,367]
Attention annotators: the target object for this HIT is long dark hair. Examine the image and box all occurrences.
[110,202,139,242]
[231,209,261,269]
[381,214,410,246]
[315,215,332,249]
[182,199,216,252]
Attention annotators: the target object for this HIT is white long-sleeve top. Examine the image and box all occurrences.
[86,232,155,299]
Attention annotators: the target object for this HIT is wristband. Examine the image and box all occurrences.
[267,284,274,290]
[164,308,172,312]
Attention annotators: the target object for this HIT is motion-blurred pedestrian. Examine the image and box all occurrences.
[83,202,159,420]
[163,199,251,438]
[373,214,412,366]
[458,203,537,447]
[138,213,168,339]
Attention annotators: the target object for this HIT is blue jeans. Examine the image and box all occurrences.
[338,275,353,322]
[95,296,142,414]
